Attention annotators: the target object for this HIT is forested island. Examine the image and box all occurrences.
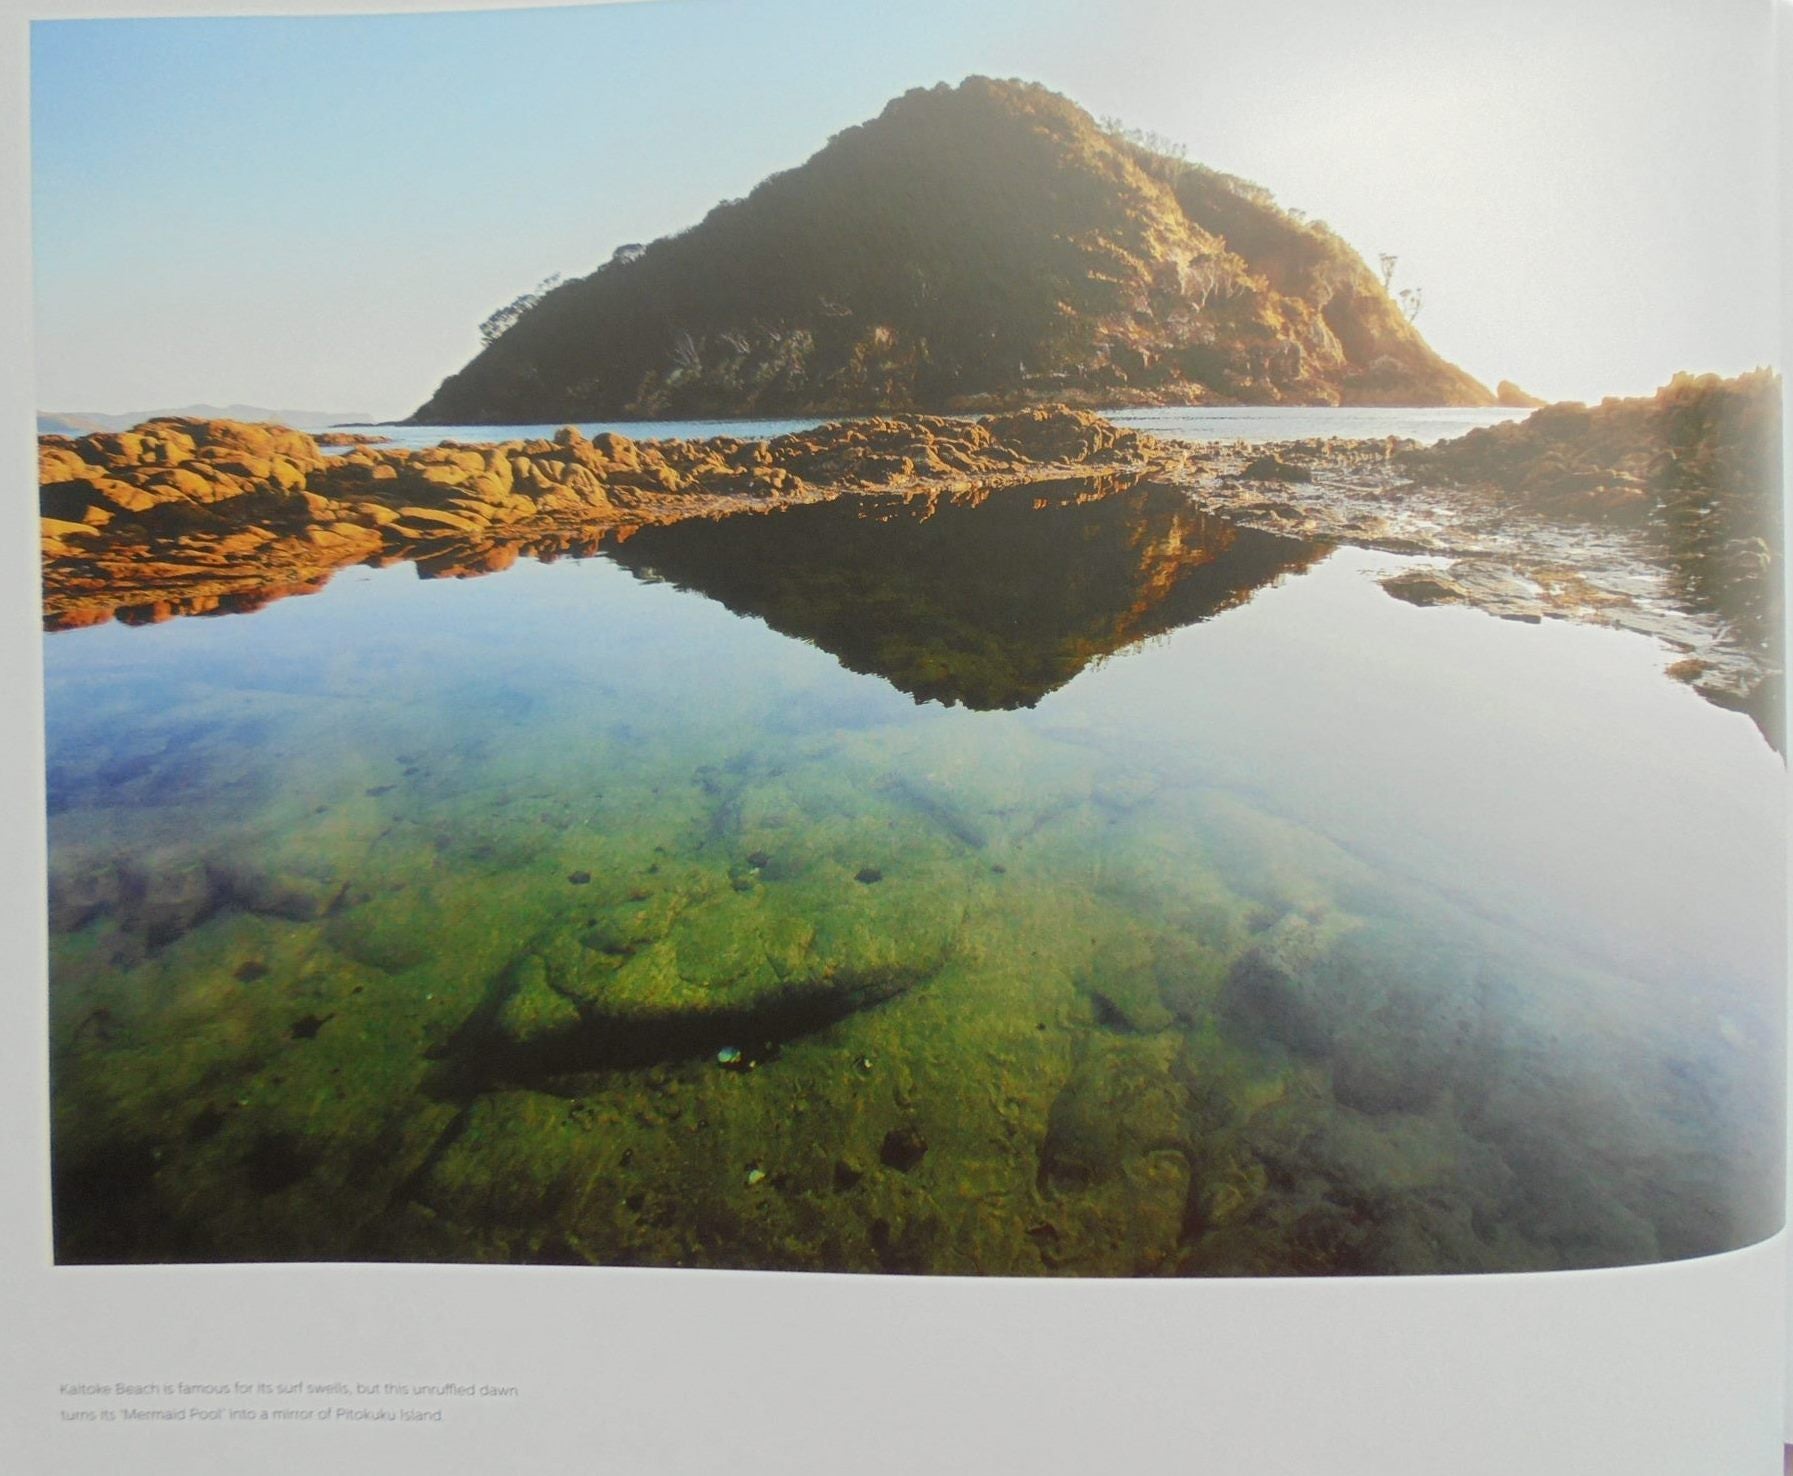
[411,78,1491,423]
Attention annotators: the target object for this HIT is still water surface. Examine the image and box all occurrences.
[360,404,1530,452]
[44,470,1782,1273]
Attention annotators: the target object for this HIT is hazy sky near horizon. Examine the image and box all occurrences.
[30,0,1781,418]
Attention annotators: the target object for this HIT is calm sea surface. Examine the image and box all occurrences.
[359,404,1531,451]
[43,418,1783,1274]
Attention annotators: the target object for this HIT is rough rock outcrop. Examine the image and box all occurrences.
[1400,371,1783,651]
[1494,380,1545,408]
[39,407,1181,630]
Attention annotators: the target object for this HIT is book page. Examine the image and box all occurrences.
[2,1,1786,1471]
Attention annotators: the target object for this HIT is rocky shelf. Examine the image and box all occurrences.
[1155,429,1781,745]
[38,406,1185,630]
[37,387,1782,743]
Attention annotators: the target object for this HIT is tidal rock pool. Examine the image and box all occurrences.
[44,477,1784,1274]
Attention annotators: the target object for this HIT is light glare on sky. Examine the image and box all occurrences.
[28,0,1781,418]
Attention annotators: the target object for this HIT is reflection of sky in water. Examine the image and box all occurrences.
[49,541,1781,998]
[1105,405,1533,446]
[42,516,1786,1271]
[1041,546,1784,994]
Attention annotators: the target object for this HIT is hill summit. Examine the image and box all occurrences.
[411,77,1491,423]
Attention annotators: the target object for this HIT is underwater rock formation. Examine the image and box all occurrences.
[1223,914,1485,1116]
[433,839,971,1086]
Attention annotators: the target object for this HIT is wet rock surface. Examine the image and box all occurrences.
[1388,371,1782,739]
[40,387,1780,743]
[39,408,1176,631]
[1379,561,1548,623]
[1160,381,1783,743]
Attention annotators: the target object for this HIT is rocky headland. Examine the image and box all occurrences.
[411,77,1490,423]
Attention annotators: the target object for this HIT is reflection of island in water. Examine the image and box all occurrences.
[597,477,1325,708]
[56,470,1327,712]
[42,452,1783,1276]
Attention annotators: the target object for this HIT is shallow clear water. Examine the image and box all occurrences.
[363,405,1527,452]
[44,480,1784,1273]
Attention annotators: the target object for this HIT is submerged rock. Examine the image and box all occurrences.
[47,860,126,934]
[1077,934,1175,1035]
[324,890,441,973]
[878,1125,929,1173]
[1240,453,1312,484]
[1038,1035,1186,1190]
[1220,912,1350,1058]
[1223,914,1485,1116]
[47,834,344,945]
[494,955,581,1049]
[440,841,971,1080]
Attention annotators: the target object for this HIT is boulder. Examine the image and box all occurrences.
[1224,914,1484,1115]
[1241,454,1312,483]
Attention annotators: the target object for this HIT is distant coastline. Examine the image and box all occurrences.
[39,405,372,436]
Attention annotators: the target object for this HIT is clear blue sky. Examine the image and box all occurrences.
[30,0,1781,417]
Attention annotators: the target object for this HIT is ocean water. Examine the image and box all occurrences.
[1103,404,1532,445]
[43,477,1783,1273]
[362,415,829,452]
[357,405,1528,452]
